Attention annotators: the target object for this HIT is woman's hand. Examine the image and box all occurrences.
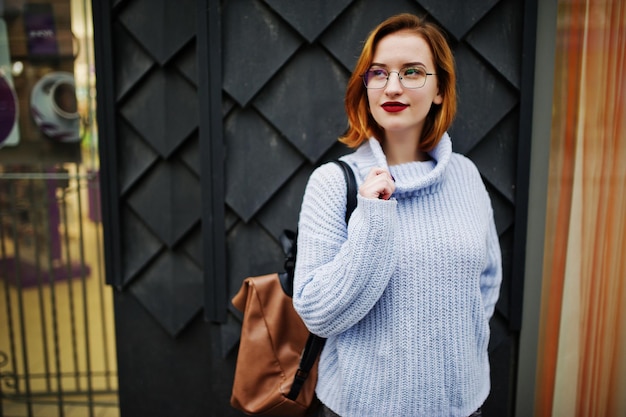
[359,167,395,200]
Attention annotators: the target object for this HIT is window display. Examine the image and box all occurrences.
[0,0,88,163]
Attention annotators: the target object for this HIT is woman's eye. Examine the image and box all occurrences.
[370,69,387,78]
[403,68,425,78]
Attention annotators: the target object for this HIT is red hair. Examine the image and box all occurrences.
[339,14,457,151]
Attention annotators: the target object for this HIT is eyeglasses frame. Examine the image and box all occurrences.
[361,68,437,89]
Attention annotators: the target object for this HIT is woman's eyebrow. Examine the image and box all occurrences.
[369,61,427,68]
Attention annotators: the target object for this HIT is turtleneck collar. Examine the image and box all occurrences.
[349,132,452,198]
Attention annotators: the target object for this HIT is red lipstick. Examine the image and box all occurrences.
[382,102,408,113]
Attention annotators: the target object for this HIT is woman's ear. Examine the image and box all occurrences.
[433,90,443,105]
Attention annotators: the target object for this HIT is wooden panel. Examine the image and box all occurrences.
[94,0,535,415]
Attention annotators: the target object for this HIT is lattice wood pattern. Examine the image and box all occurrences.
[99,0,530,415]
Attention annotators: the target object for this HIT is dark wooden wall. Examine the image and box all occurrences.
[93,0,536,415]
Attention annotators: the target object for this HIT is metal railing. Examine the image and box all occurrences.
[0,164,118,417]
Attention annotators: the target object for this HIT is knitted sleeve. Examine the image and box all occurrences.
[293,162,399,337]
[456,154,503,320]
[481,209,502,320]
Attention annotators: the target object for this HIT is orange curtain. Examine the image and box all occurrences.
[535,0,626,416]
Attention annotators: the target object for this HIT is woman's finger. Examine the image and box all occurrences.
[360,167,395,200]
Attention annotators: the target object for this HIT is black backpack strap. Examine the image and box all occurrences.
[286,333,326,400]
[333,159,357,224]
[287,159,357,401]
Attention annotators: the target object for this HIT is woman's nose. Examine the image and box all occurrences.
[385,72,403,93]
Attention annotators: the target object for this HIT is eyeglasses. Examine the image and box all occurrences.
[362,67,436,89]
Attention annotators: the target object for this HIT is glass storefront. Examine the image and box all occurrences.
[0,1,117,416]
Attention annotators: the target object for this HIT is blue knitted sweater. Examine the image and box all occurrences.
[293,133,502,417]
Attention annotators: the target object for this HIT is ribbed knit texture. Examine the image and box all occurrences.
[293,133,502,417]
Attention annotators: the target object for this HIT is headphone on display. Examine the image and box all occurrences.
[30,71,81,143]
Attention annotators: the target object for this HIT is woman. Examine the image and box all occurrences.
[293,13,502,417]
